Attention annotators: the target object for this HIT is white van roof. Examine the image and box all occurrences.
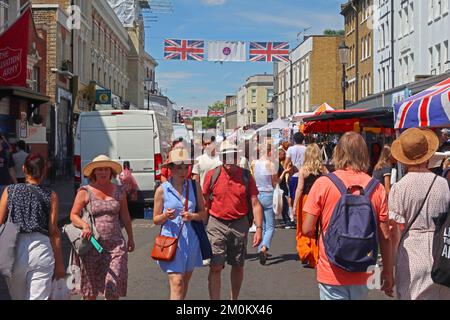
[79,110,160,116]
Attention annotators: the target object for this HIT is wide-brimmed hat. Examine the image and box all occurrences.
[218,140,239,155]
[83,155,122,177]
[391,128,439,165]
[162,149,196,168]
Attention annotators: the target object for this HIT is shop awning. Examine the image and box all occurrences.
[0,86,50,104]
[394,77,450,129]
[302,107,394,134]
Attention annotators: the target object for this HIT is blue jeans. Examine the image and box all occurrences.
[319,283,369,300]
[258,192,275,252]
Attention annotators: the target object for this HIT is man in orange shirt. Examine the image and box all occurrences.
[203,141,263,300]
[302,132,394,300]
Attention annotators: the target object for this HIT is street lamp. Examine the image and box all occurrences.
[144,78,152,110]
[338,41,350,110]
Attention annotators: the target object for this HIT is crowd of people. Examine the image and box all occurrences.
[0,128,449,300]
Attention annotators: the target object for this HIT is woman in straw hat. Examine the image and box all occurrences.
[153,148,206,300]
[69,155,134,300]
[387,128,450,300]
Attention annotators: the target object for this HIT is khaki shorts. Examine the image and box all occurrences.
[206,215,250,267]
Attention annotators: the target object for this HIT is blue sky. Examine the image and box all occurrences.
[144,0,344,109]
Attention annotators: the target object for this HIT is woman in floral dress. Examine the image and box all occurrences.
[69,155,135,300]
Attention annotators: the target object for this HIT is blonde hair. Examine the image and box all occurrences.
[333,132,370,173]
[374,145,392,170]
[302,144,324,176]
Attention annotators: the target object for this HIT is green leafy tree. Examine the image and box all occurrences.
[323,29,345,36]
[208,101,226,111]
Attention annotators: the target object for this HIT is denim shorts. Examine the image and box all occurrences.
[319,283,369,300]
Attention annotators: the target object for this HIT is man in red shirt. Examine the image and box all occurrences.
[203,140,263,300]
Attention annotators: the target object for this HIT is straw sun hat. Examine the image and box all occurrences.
[391,128,439,166]
[218,140,240,155]
[83,155,123,177]
[161,149,196,168]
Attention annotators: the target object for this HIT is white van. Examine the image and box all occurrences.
[73,110,173,205]
[171,123,192,144]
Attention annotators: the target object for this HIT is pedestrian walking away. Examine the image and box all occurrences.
[203,140,263,300]
[253,143,279,265]
[293,144,328,268]
[69,155,135,300]
[0,153,64,300]
[277,146,292,228]
[0,134,17,195]
[153,148,207,300]
[388,128,450,300]
[302,132,393,300]
[12,140,28,184]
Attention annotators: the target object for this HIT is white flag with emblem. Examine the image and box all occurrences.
[207,41,246,62]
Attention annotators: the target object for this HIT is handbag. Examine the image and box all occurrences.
[0,185,19,278]
[62,187,99,256]
[431,204,450,287]
[151,181,188,262]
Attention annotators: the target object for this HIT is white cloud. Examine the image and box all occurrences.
[158,72,197,81]
[201,0,226,6]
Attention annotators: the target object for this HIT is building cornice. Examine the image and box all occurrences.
[92,0,130,50]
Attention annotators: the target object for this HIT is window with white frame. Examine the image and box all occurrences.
[368,34,371,57]
[436,44,441,72]
[409,54,414,81]
[409,2,414,32]
[399,59,403,84]
[0,0,9,33]
[443,0,449,14]
[404,57,408,82]
[429,47,434,73]
[429,0,434,22]
[434,0,441,19]
[444,41,449,70]
[251,89,257,103]
[382,24,386,49]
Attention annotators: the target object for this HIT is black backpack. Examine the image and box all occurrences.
[208,166,253,225]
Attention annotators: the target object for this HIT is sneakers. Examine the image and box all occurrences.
[249,224,257,233]
[259,251,267,265]
[284,221,296,229]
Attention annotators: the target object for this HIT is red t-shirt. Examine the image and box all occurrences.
[303,169,388,286]
[203,166,259,221]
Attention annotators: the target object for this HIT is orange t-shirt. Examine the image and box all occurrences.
[303,169,388,286]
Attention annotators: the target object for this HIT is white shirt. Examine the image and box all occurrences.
[192,153,222,187]
[286,144,307,168]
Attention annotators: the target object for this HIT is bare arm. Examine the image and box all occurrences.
[118,191,134,252]
[69,188,91,239]
[383,175,391,197]
[153,186,175,225]
[48,192,65,279]
[379,220,394,296]
[302,212,319,238]
[293,169,305,215]
[0,187,9,225]
[251,195,263,247]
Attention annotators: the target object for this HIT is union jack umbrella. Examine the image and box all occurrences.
[164,39,205,61]
[249,42,290,62]
[394,77,450,129]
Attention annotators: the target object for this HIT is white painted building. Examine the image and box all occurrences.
[373,0,394,94]
[276,37,313,118]
[236,85,247,127]
[374,0,450,94]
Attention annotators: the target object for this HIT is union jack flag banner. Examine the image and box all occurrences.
[394,77,450,129]
[164,39,205,61]
[249,42,290,62]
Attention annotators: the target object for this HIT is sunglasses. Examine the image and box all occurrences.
[174,164,189,170]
